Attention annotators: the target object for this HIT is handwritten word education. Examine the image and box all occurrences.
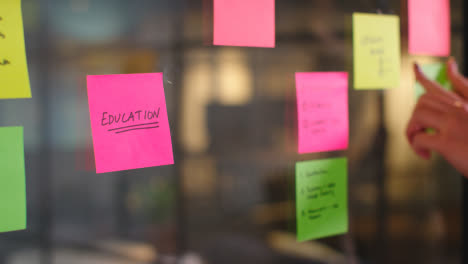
[101,109,161,134]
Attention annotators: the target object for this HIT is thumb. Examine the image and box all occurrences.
[447,58,468,100]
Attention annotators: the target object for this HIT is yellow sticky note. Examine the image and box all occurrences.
[0,0,31,99]
[353,13,400,89]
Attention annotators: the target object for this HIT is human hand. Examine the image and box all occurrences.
[406,58,468,177]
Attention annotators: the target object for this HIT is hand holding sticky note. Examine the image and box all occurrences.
[0,126,26,233]
[353,13,400,89]
[296,72,349,154]
[0,0,31,99]
[213,0,275,47]
[296,158,348,242]
[87,73,174,173]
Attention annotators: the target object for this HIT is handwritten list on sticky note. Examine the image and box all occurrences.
[296,158,348,242]
[408,0,450,57]
[415,63,452,99]
[0,0,31,99]
[0,126,26,233]
[87,73,174,173]
[296,72,348,154]
[353,13,400,89]
[213,0,275,48]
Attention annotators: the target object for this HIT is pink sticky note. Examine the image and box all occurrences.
[296,72,349,154]
[87,73,174,173]
[408,0,450,57]
[213,0,275,48]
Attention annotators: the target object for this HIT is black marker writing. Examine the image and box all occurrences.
[302,102,331,112]
[101,108,160,126]
[0,59,10,66]
[361,35,383,46]
[0,17,10,67]
[101,108,161,134]
[361,35,393,78]
[305,169,327,177]
[108,122,159,132]
[303,203,340,220]
[370,48,384,55]
[115,125,159,134]
[109,122,159,134]
[0,16,5,39]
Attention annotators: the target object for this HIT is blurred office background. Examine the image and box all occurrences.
[0,0,464,263]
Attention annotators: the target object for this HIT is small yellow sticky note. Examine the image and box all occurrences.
[0,0,31,99]
[353,13,400,89]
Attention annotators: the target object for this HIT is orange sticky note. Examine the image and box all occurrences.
[213,0,275,48]
[87,73,174,173]
[408,0,450,57]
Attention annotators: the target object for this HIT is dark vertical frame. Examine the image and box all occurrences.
[171,0,187,255]
[463,0,468,263]
[375,0,390,262]
[38,0,53,263]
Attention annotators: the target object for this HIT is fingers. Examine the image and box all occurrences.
[412,132,443,160]
[418,93,451,113]
[415,62,463,105]
[414,63,446,95]
[406,105,444,146]
[447,58,468,99]
[413,143,431,160]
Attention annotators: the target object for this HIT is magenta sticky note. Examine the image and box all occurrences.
[296,72,349,154]
[213,0,275,48]
[408,0,450,57]
[87,73,174,173]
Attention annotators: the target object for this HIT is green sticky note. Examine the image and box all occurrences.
[353,13,401,89]
[0,0,32,99]
[415,63,452,99]
[0,126,26,232]
[296,158,348,241]
[415,63,452,134]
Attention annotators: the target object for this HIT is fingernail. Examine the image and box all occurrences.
[424,152,431,160]
[449,57,459,71]
[420,151,430,160]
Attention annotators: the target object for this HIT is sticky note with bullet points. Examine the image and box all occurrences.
[296,158,348,241]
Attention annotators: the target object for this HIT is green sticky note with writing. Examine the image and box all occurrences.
[0,126,26,232]
[415,63,452,99]
[0,0,32,99]
[296,158,348,241]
